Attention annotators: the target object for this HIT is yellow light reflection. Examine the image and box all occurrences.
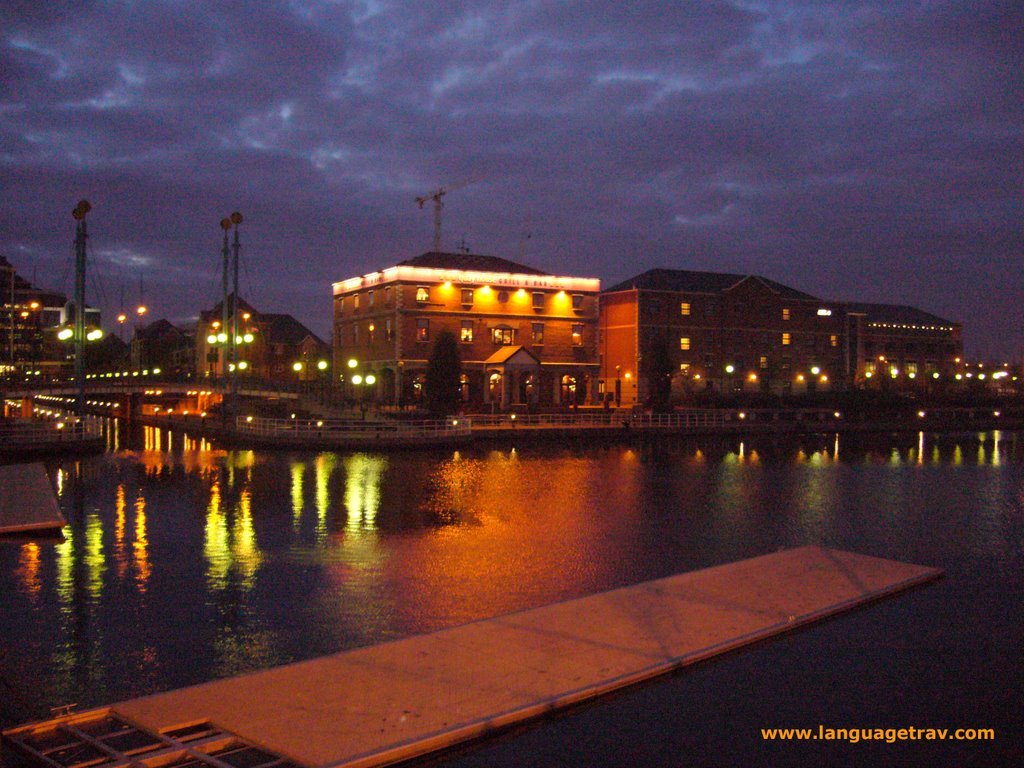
[315,453,336,539]
[204,479,229,590]
[953,445,963,466]
[992,431,1001,466]
[115,484,128,579]
[233,488,261,589]
[16,542,42,600]
[55,524,73,605]
[291,461,305,528]
[85,512,105,600]
[344,454,386,533]
[134,491,151,592]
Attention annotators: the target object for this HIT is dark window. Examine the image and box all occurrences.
[532,292,545,309]
[532,323,544,344]
[572,294,584,310]
[461,288,474,304]
[416,319,429,342]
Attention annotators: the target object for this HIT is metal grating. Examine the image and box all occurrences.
[2,711,301,768]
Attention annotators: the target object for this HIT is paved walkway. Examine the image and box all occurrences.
[0,463,64,535]
[108,546,940,768]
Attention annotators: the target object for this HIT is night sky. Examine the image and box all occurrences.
[2,1,1021,358]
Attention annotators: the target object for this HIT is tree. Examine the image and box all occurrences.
[424,329,462,416]
[646,336,674,410]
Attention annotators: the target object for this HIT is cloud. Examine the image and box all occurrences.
[1,0,1021,355]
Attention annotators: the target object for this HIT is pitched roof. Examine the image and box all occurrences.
[137,318,184,341]
[263,313,327,347]
[845,302,956,327]
[397,251,548,275]
[604,268,819,300]
[200,294,258,321]
[484,345,541,366]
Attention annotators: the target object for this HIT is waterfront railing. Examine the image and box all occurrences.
[0,415,104,447]
[235,415,473,441]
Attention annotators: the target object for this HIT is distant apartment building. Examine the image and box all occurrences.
[1,254,97,379]
[332,252,601,408]
[600,269,848,404]
[846,303,963,386]
[196,296,329,382]
[130,319,194,378]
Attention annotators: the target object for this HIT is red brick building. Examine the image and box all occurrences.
[846,302,963,386]
[600,269,850,404]
[332,252,601,408]
[196,296,329,383]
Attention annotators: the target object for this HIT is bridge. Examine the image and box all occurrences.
[1,375,311,423]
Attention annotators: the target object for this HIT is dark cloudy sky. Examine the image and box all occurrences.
[2,1,1021,357]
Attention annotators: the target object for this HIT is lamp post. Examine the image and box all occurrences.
[217,212,242,422]
[72,200,91,417]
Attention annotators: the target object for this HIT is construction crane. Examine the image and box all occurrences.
[415,177,475,252]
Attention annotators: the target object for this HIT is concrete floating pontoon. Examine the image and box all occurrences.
[4,546,941,768]
[0,463,65,536]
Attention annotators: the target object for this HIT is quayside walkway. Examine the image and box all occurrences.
[3,546,940,768]
[0,463,65,536]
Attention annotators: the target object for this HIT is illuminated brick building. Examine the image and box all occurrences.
[332,252,601,408]
[846,303,963,386]
[600,268,963,403]
[196,296,329,382]
[601,269,851,403]
[1,254,89,379]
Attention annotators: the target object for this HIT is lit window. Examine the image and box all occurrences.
[367,323,375,344]
[680,337,690,351]
[782,333,791,346]
[416,286,429,302]
[492,327,515,345]
[385,319,394,341]
[353,294,360,310]
[532,323,545,344]
[572,294,584,310]
[461,288,474,304]
[571,324,584,346]
[416,318,429,342]
[680,363,691,375]
[830,334,838,347]
[864,361,877,375]
[760,355,768,369]
[782,307,791,321]
[532,292,545,309]
[460,320,474,343]
[681,302,691,316]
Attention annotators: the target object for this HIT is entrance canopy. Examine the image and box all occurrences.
[484,345,541,369]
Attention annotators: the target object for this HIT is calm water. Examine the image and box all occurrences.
[1,425,1021,766]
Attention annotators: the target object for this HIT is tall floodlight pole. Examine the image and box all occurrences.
[72,200,91,417]
[220,217,231,378]
[229,212,243,423]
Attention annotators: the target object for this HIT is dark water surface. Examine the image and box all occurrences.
[1,425,1021,766]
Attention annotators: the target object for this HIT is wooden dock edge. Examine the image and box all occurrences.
[332,564,943,768]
